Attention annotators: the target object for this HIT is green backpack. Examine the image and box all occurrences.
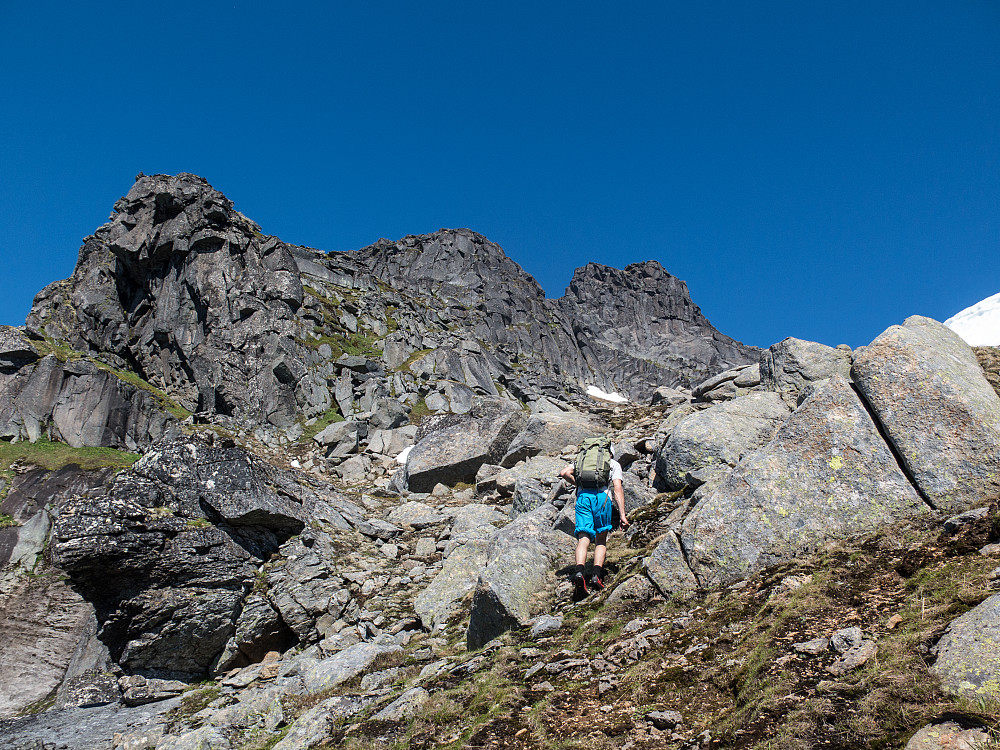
[574,436,613,489]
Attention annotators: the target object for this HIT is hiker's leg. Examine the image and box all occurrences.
[593,530,609,568]
[575,533,591,566]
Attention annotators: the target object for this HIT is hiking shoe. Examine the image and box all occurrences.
[571,571,588,595]
[588,574,605,591]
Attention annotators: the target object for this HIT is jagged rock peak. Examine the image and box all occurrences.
[356,228,546,303]
[104,173,262,265]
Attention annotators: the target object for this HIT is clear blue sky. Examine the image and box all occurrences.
[2,1,997,348]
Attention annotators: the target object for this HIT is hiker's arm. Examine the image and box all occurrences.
[559,465,575,483]
[613,478,628,527]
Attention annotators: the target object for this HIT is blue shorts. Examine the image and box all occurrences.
[575,490,613,540]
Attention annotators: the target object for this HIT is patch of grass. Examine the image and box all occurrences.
[28,336,84,362]
[185,518,212,530]
[168,684,222,724]
[299,407,345,444]
[0,512,18,529]
[408,397,432,425]
[0,437,139,473]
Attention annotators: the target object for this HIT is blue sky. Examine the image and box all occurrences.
[1,1,997,349]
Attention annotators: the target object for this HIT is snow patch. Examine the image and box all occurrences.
[945,292,1000,347]
[586,385,629,404]
[396,446,413,465]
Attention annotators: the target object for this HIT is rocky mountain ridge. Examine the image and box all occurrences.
[2,173,756,454]
[1,173,1000,750]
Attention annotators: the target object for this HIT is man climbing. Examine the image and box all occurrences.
[559,437,629,594]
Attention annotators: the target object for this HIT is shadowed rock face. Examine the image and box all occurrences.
[50,438,313,679]
[557,261,759,397]
[27,173,312,430]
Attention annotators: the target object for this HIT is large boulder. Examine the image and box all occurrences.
[759,338,853,407]
[930,592,1000,700]
[681,376,927,588]
[475,456,565,498]
[404,410,527,493]
[466,504,573,649]
[852,316,1000,513]
[48,437,362,679]
[500,411,609,467]
[654,392,790,490]
[413,537,490,631]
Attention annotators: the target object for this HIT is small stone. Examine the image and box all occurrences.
[827,640,877,676]
[886,614,903,630]
[647,710,683,730]
[532,681,555,692]
[525,662,545,680]
[415,537,437,557]
[623,618,648,635]
[380,543,399,559]
[792,637,830,655]
[980,543,1000,556]
[830,626,863,654]
[529,615,563,639]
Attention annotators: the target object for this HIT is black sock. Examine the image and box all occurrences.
[575,564,585,577]
[594,566,604,579]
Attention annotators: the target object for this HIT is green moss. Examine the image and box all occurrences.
[169,684,222,723]
[185,518,212,530]
[0,437,140,473]
[0,513,19,529]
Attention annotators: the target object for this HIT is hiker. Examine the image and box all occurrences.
[559,437,629,593]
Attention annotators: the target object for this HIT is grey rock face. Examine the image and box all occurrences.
[556,261,759,399]
[931,592,1000,700]
[500,411,609,467]
[404,410,527,492]
[759,338,853,407]
[644,532,698,597]
[0,327,39,371]
[466,504,573,649]
[682,377,928,587]
[852,316,1000,513]
[654,392,790,491]
[371,687,429,722]
[301,638,402,695]
[0,467,118,719]
[0,354,173,449]
[413,537,490,630]
[0,698,181,750]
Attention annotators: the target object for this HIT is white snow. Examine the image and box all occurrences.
[586,385,629,404]
[944,292,1000,347]
[395,445,413,465]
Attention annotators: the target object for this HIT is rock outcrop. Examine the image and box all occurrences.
[853,316,1000,512]
[679,376,928,588]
